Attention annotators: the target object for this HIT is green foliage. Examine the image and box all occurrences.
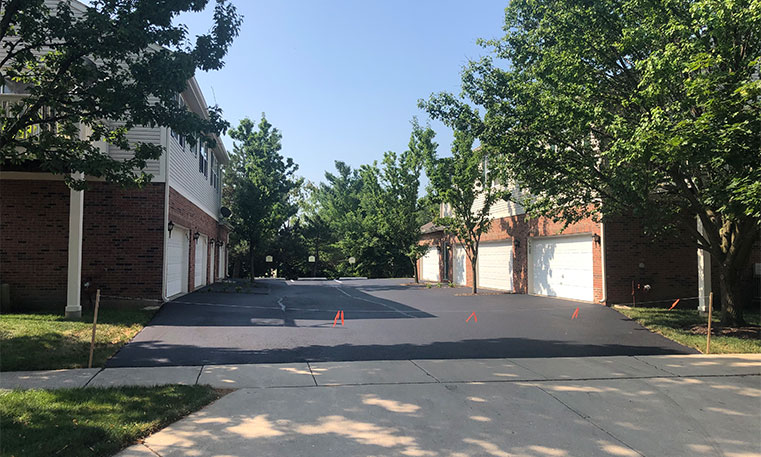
[416,97,502,293]
[434,0,760,323]
[0,0,241,189]
[0,385,219,457]
[225,114,301,279]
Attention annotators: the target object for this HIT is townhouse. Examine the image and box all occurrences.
[0,77,231,317]
[419,195,760,309]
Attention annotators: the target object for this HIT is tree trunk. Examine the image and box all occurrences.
[471,258,478,294]
[249,238,255,282]
[718,261,745,326]
[412,258,419,283]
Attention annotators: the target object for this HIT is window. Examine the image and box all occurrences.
[199,143,208,178]
[210,154,218,188]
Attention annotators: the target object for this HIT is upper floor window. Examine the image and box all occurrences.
[210,154,218,189]
[199,143,208,178]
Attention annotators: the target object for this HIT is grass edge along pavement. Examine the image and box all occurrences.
[0,384,223,457]
[613,305,761,354]
[0,308,155,371]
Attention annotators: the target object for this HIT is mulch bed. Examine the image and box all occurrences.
[686,324,761,339]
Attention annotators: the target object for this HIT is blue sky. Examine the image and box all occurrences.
[181,1,507,185]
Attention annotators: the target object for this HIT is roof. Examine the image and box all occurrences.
[420,221,445,234]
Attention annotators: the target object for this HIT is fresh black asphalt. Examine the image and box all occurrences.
[106,278,696,367]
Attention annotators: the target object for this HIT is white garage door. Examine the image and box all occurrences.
[166,227,188,297]
[218,245,226,279]
[453,245,467,286]
[477,241,513,291]
[210,245,216,283]
[194,235,208,288]
[530,236,593,301]
[421,247,440,282]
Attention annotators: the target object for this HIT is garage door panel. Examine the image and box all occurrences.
[195,235,208,288]
[531,237,593,301]
[477,241,513,291]
[421,247,440,282]
[453,245,467,286]
[166,227,188,297]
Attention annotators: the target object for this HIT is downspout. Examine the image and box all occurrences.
[161,128,171,302]
[599,222,608,306]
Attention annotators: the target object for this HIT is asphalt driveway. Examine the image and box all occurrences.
[107,278,696,367]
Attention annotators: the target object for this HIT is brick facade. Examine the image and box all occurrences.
[0,180,166,309]
[168,186,229,290]
[82,182,165,303]
[0,180,70,307]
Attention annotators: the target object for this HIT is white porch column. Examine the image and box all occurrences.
[697,220,712,312]
[65,174,85,318]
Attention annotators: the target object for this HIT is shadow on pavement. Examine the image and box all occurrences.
[106,336,696,367]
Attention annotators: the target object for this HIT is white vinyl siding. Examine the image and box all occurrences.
[530,236,594,301]
[106,123,164,180]
[194,235,208,288]
[168,130,222,219]
[477,241,513,291]
[453,245,467,286]
[421,248,440,282]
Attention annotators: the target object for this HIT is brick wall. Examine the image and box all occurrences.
[604,217,697,306]
[169,186,227,290]
[0,179,70,308]
[82,182,165,303]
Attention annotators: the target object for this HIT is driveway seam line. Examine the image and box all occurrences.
[82,367,105,388]
[535,385,646,457]
[632,355,680,376]
[195,365,205,385]
[142,442,163,457]
[306,362,319,386]
[507,358,550,379]
[409,360,441,383]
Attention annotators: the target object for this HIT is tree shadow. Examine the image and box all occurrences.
[106,336,697,367]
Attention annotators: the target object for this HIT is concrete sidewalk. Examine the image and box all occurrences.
[2,355,760,457]
[2,354,760,390]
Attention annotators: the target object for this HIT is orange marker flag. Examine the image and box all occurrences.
[571,307,579,319]
[668,299,680,310]
[466,311,477,323]
[332,311,341,327]
[340,310,344,326]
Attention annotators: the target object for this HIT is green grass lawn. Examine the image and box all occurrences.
[0,309,155,371]
[0,385,221,457]
[614,306,761,354]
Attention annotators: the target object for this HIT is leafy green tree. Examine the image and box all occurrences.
[0,0,241,189]
[360,119,435,281]
[447,0,759,324]
[303,162,367,276]
[226,115,301,281]
[417,102,501,293]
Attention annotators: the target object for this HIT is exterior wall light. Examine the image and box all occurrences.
[193,231,200,241]
[167,220,174,236]
[593,233,601,244]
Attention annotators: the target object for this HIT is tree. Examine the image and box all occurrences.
[417,100,501,293]
[0,0,241,189]
[226,115,301,281]
[446,0,760,324]
[360,119,434,282]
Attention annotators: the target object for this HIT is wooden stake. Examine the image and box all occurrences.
[88,289,101,369]
[706,291,713,354]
